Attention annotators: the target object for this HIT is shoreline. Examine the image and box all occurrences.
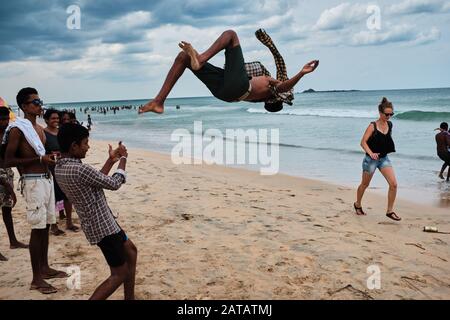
[91,137,449,209]
[0,139,449,300]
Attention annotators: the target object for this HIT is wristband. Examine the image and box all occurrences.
[39,156,42,164]
[120,156,127,161]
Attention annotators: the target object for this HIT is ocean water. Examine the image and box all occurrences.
[45,88,450,208]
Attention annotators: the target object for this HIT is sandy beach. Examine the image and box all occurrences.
[0,139,449,300]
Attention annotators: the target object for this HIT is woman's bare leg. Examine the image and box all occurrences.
[380,166,398,214]
[355,171,375,211]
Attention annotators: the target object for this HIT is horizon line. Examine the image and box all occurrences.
[16,86,450,106]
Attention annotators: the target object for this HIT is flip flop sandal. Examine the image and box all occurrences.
[386,212,402,221]
[353,203,366,215]
[30,284,58,294]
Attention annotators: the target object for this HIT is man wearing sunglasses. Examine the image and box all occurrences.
[3,87,67,294]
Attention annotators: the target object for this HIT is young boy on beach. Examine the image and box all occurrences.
[55,123,137,300]
[3,87,67,294]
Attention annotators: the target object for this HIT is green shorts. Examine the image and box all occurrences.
[192,45,250,102]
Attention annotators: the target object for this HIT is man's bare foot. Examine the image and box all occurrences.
[10,241,29,249]
[42,267,69,279]
[178,41,202,71]
[139,101,164,114]
[0,252,7,261]
[439,173,444,179]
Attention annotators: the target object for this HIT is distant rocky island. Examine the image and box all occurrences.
[300,88,361,93]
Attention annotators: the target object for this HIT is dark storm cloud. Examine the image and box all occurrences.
[0,0,294,62]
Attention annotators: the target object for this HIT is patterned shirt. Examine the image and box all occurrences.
[55,157,126,244]
[244,61,294,106]
[244,61,271,78]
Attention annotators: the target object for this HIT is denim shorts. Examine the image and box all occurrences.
[362,155,392,174]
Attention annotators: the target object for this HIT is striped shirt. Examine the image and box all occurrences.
[55,157,126,244]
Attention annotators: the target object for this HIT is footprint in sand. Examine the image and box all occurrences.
[65,246,87,259]
[136,184,150,192]
[251,206,265,211]
[433,238,447,245]
[328,285,374,300]
[181,213,194,220]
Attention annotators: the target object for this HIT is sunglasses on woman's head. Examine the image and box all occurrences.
[26,99,43,106]
[384,112,394,117]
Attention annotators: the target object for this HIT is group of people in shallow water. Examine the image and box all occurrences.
[0,29,448,299]
[77,105,137,116]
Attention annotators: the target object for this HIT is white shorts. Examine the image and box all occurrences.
[23,177,56,229]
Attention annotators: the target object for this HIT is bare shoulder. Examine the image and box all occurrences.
[8,127,23,137]
[366,122,375,133]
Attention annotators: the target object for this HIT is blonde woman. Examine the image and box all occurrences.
[354,97,400,221]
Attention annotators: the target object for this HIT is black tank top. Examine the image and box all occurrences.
[366,121,395,158]
[44,130,60,154]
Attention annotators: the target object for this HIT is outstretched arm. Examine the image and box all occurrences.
[275,60,319,93]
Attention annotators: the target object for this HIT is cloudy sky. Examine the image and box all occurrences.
[1,0,449,104]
